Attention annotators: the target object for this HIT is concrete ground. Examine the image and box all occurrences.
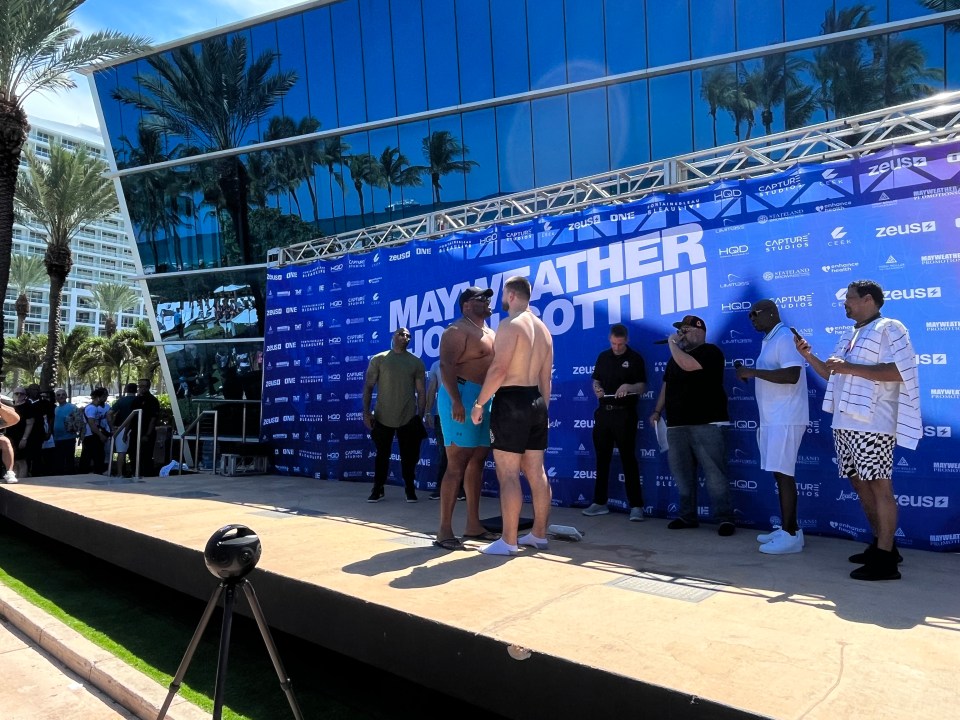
[1,472,959,720]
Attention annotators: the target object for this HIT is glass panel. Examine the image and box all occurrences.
[604,0,647,74]
[148,267,266,343]
[531,95,571,187]
[564,0,606,82]
[649,73,692,160]
[490,0,530,95]
[947,24,960,91]
[608,79,650,168]
[460,108,500,201]
[738,55,788,138]
[833,2,885,27]
[693,64,739,149]
[495,103,534,194]
[359,0,397,120]
[874,27,946,106]
[246,23,283,145]
[396,119,432,214]
[647,1,689,67]
[422,0,461,108]
[785,48,825,128]
[273,15,311,123]
[341,132,372,230]
[368,125,421,221]
[456,0,494,103]
[423,116,470,208]
[527,0,568,90]
[330,0,367,126]
[316,133,351,236]
[784,0,835,42]
[302,6,340,130]
[691,0,735,59]
[569,88,609,178]
[390,0,428,115]
[735,0,783,50]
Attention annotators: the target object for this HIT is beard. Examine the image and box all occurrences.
[501,300,509,312]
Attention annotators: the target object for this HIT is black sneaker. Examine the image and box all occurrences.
[457,489,467,501]
[718,521,736,537]
[849,541,903,564]
[405,490,418,503]
[429,490,441,500]
[667,518,699,529]
[367,487,385,503]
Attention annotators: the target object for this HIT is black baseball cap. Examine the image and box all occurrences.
[459,287,493,306]
[672,315,706,331]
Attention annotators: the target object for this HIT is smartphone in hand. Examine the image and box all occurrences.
[790,327,802,339]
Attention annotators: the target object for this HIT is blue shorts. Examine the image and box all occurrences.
[438,380,491,448]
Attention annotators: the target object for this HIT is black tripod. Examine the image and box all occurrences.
[157,525,304,720]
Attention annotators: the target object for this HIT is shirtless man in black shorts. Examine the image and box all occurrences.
[470,276,554,555]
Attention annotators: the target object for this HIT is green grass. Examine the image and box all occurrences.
[0,518,492,719]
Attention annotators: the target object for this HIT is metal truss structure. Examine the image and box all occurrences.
[271,90,960,266]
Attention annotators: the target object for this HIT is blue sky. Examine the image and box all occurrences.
[24,0,306,129]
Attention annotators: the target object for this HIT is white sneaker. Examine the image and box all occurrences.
[757,526,804,546]
[2,470,18,484]
[582,503,609,516]
[759,531,804,555]
[629,507,645,522]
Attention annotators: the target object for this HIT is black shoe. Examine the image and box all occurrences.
[849,540,903,564]
[405,489,418,503]
[457,489,467,501]
[718,521,736,537]
[367,487,385,503]
[667,518,699,530]
[850,549,901,581]
[429,490,441,500]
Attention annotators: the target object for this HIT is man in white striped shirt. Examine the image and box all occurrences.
[794,280,920,581]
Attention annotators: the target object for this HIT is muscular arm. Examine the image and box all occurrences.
[362,359,378,429]
[415,373,426,416]
[538,344,553,410]
[439,327,467,420]
[739,366,802,384]
[474,327,518,408]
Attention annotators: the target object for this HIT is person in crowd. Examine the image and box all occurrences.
[425,359,459,501]
[108,383,138,477]
[130,378,161,477]
[37,388,58,476]
[78,388,111,474]
[362,328,427,503]
[794,280,921,581]
[0,401,21,483]
[736,300,809,554]
[470,276,554,556]
[650,315,735,536]
[25,384,53,476]
[582,323,648,522]
[52,388,79,475]
[434,287,498,551]
[7,387,35,479]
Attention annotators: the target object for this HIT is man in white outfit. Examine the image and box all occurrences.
[736,300,808,555]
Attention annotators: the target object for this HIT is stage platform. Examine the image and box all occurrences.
[2,473,957,720]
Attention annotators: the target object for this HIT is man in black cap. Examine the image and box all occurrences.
[650,315,735,536]
[582,323,647,521]
[433,286,497,550]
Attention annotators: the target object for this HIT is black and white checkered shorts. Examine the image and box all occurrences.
[833,428,895,482]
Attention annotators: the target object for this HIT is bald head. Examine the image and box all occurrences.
[748,299,781,332]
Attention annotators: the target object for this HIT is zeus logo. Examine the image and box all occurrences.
[915,354,947,365]
[875,221,936,237]
[867,156,927,175]
[923,426,952,437]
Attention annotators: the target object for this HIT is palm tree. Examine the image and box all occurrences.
[9,254,46,336]
[420,131,478,206]
[869,34,944,107]
[1,333,46,384]
[811,4,876,120]
[741,54,810,136]
[15,143,119,389]
[0,0,148,381]
[127,319,161,386]
[320,136,349,232]
[56,325,90,398]
[346,153,382,224]
[112,35,297,333]
[700,65,737,146]
[91,281,140,337]
[377,146,423,215]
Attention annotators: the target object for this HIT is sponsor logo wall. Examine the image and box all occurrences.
[264,142,960,551]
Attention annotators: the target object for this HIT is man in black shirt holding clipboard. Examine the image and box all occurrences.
[583,324,648,521]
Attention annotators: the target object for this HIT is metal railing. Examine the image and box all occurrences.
[270,90,960,265]
[177,410,219,474]
[105,408,143,479]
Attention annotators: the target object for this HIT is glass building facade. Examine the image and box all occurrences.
[89,0,960,430]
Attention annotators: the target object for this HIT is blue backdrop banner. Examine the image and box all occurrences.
[262,142,960,551]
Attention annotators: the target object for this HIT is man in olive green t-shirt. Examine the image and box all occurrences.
[362,328,427,503]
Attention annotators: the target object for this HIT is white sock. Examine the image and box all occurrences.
[479,538,519,556]
[518,533,548,550]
